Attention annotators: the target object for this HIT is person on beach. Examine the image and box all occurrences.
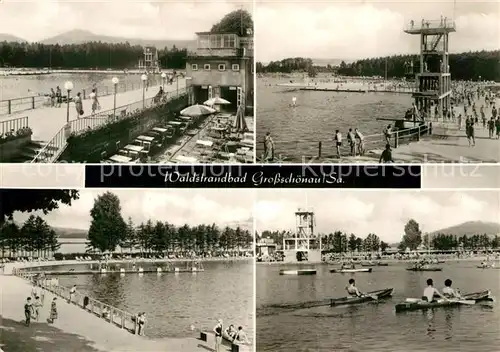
[50,88,56,107]
[24,297,33,326]
[89,89,100,115]
[48,297,58,324]
[56,86,62,107]
[354,128,364,156]
[379,144,393,163]
[33,295,42,321]
[384,125,392,145]
[74,93,83,118]
[263,132,275,161]
[137,312,147,336]
[213,319,223,352]
[347,128,356,156]
[334,130,342,158]
[68,284,76,303]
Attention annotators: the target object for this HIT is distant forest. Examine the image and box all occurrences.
[257,50,500,81]
[0,42,188,69]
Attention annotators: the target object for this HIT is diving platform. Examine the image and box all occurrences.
[404,19,456,35]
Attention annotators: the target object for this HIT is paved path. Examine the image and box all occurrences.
[0,275,213,352]
[1,80,186,142]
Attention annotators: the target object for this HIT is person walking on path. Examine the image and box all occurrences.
[33,296,42,321]
[48,297,58,324]
[384,125,392,145]
[56,86,62,107]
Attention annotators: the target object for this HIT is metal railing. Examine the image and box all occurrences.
[15,269,139,334]
[258,123,432,162]
[405,19,456,32]
[31,87,189,163]
[0,115,29,135]
[0,76,166,116]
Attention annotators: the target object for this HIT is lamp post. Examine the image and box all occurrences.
[64,81,73,123]
[141,74,147,109]
[176,73,179,96]
[63,81,73,139]
[112,77,119,117]
[161,72,166,90]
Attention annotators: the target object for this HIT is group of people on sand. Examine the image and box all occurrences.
[213,319,250,351]
[24,283,58,326]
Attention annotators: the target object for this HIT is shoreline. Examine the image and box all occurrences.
[2,256,253,275]
[257,257,498,265]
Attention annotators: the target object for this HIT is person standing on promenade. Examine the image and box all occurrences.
[347,128,356,156]
[138,312,147,336]
[495,118,500,140]
[379,144,393,163]
[213,319,223,352]
[89,89,100,115]
[466,116,475,147]
[74,93,83,119]
[48,297,58,324]
[24,297,33,326]
[488,117,495,138]
[334,130,342,158]
[50,88,56,107]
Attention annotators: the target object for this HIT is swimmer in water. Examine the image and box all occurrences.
[291,96,297,107]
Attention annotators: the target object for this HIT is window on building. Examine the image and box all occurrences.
[204,64,211,71]
[218,64,226,71]
[191,64,198,71]
[210,35,222,48]
[198,34,210,48]
[223,34,237,48]
[232,64,240,71]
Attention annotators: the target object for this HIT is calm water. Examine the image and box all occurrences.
[0,73,160,100]
[257,262,500,352]
[256,78,412,159]
[40,260,253,339]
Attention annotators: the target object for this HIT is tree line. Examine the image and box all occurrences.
[87,192,252,255]
[0,216,60,258]
[0,42,188,70]
[257,230,389,253]
[257,50,500,81]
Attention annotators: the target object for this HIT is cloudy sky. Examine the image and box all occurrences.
[0,0,252,42]
[256,0,500,62]
[13,189,254,230]
[255,190,500,242]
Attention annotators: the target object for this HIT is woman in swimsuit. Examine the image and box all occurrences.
[213,319,223,352]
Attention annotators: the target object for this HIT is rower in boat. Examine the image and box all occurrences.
[442,279,462,299]
[346,278,362,297]
[422,279,446,302]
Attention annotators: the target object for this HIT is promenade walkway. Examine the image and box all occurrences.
[1,80,186,143]
[0,275,216,352]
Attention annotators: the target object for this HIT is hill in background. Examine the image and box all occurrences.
[0,33,27,42]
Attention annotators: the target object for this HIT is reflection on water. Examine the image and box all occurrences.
[51,260,253,339]
[256,78,411,157]
[257,262,500,352]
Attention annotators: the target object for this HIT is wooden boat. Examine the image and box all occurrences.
[377,263,389,266]
[330,268,372,273]
[360,262,375,267]
[330,288,394,306]
[406,267,442,272]
[280,269,316,275]
[395,290,493,313]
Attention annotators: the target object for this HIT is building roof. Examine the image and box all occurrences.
[196,32,240,36]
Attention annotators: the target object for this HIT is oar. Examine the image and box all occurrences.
[362,293,379,300]
[451,299,476,305]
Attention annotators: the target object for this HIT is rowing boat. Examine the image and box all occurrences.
[406,267,442,272]
[330,268,372,273]
[279,269,316,275]
[361,262,389,267]
[330,288,393,306]
[476,265,497,269]
[395,290,493,312]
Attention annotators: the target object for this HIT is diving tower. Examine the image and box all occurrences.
[283,208,322,262]
[404,17,456,120]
